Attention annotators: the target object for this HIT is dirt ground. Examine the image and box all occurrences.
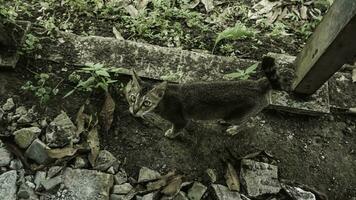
[1,61,356,199]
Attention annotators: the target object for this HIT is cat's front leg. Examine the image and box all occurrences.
[164,125,185,139]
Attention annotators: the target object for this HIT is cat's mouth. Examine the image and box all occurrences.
[129,107,143,118]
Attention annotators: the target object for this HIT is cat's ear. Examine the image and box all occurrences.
[131,69,142,86]
[151,81,167,98]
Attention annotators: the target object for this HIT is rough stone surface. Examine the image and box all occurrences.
[138,167,161,183]
[173,191,189,200]
[47,166,64,178]
[114,170,128,185]
[9,159,23,170]
[329,72,356,109]
[14,127,41,148]
[240,159,281,197]
[112,183,133,194]
[94,150,117,171]
[282,184,316,200]
[73,156,89,169]
[187,182,207,200]
[0,170,17,200]
[210,184,241,200]
[17,182,38,200]
[0,145,12,167]
[42,175,63,191]
[63,168,114,200]
[17,106,36,123]
[2,98,15,111]
[0,108,4,119]
[25,139,50,164]
[110,194,125,200]
[46,111,77,148]
[34,171,46,190]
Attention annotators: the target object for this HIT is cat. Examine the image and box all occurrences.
[125,58,279,138]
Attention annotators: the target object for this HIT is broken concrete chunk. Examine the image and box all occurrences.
[210,184,241,200]
[17,182,38,199]
[34,171,46,191]
[46,111,77,147]
[63,168,114,200]
[42,175,63,191]
[282,184,316,200]
[14,127,41,148]
[112,183,133,195]
[240,159,281,197]
[0,145,12,167]
[17,106,36,123]
[2,98,15,111]
[73,156,89,169]
[110,194,126,200]
[187,182,207,200]
[0,170,17,200]
[174,191,189,200]
[25,139,50,164]
[94,150,117,171]
[114,170,128,185]
[47,166,64,178]
[9,159,23,170]
[205,168,217,183]
[138,167,161,183]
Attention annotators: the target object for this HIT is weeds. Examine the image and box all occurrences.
[22,34,42,53]
[223,63,258,80]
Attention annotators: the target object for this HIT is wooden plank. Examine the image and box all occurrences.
[292,0,356,95]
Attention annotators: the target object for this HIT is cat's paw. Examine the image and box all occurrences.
[164,127,181,139]
[226,125,245,136]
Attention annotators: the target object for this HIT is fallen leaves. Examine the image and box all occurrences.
[100,92,116,133]
[225,163,240,192]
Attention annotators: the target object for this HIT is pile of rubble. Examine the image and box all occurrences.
[0,98,322,200]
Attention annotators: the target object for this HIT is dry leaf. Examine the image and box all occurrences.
[100,92,116,133]
[186,0,200,9]
[225,163,240,191]
[47,147,78,159]
[125,5,139,17]
[113,27,124,40]
[136,0,151,10]
[87,126,100,167]
[146,170,176,191]
[75,104,86,138]
[300,5,308,20]
[161,175,183,196]
[201,0,214,12]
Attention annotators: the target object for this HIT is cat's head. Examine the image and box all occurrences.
[125,70,167,117]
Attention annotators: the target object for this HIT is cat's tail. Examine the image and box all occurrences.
[261,56,294,91]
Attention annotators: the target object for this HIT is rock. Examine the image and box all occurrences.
[25,139,50,164]
[47,166,63,178]
[94,150,117,171]
[107,166,116,174]
[187,182,207,200]
[282,184,316,200]
[17,182,38,199]
[173,191,189,200]
[240,159,281,197]
[42,175,63,191]
[114,170,128,185]
[73,156,89,168]
[138,167,161,183]
[210,184,241,200]
[9,159,23,170]
[14,127,42,148]
[112,183,133,194]
[15,106,27,116]
[34,171,46,191]
[140,193,157,200]
[63,168,114,200]
[205,168,217,183]
[17,106,36,124]
[0,170,17,200]
[46,111,77,148]
[110,194,125,200]
[0,144,12,167]
[2,98,15,111]
[0,108,4,119]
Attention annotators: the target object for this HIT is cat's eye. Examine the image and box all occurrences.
[143,100,152,107]
[130,94,136,102]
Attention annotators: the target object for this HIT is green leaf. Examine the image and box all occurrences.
[63,89,76,98]
[96,69,110,77]
[245,63,258,74]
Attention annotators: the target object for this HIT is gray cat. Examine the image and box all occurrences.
[125,59,279,138]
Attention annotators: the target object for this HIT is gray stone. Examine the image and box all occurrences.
[73,156,89,169]
[187,182,207,200]
[112,183,133,194]
[2,98,15,111]
[14,127,41,148]
[46,111,77,148]
[0,145,12,167]
[47,166,64,178]
[9,159,23,170]
[240,194,251,200]
[282,184,316,200]
[138,167,161,183]
[63,168,114,200]
[17,183,38,200]
[110,194,125,200]
[240,159,281,197]
[94,150,117,171]
[17,106,36,124]
[42,175,63,191]
[25,139,50,164]
[107,166,116,174]
[0,170,17,200]
[34,171,46,190]
[114,170,128,185]
[205,168,217,183]
[0,108,4,119]
[173,191,189,200]
[210,184,241,200]
[15,106,27,116]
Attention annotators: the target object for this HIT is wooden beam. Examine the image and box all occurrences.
[0,22,13,48]
[292,0,356,95]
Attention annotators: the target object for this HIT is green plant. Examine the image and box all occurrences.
[22,33,42,53]
[213,22,257,52]
[21,73,59,104]
[64,63,124,98]
[223,63,258,80]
